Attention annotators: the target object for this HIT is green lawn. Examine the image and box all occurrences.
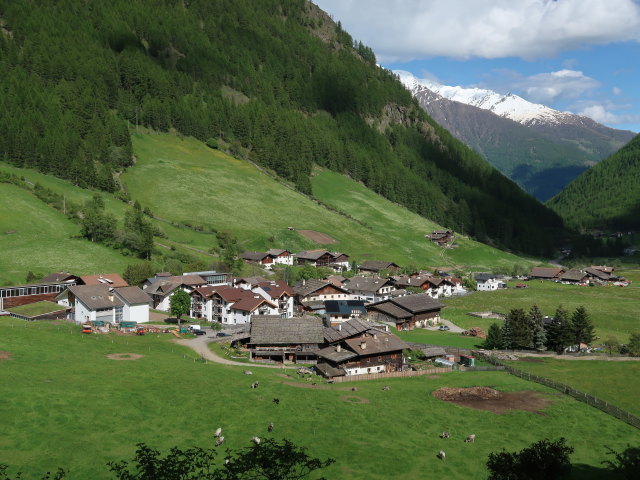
[0,184,131,285]
[1,318,639,480]
[503,358,640,417]
[5,301,67,316]
[440,279,640,341]
[394,328,483,349]
[123,133,536,271]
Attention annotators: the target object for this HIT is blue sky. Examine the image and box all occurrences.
[314,0,640,132]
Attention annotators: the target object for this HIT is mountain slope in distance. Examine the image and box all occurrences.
[548,133,640,230]
[396,70,635,201]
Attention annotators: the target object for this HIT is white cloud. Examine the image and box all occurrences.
[314,0,640,61]
[516,70,600,104]
[612,86,623,95]
[577,104,639,125]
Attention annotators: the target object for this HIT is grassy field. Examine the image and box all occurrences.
[503,358,640,417]
[439,278,640,341]
[123,133,536,271]
[395,328,483,349]
[311,169,534,270]
[0,184,131,285]
[1,318,639,480]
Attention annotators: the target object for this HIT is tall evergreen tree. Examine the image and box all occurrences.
[528,304,547,350]
[506,308,532,350]
[484,323,504,350]
[545,306,575,354]
[571,306,595,345]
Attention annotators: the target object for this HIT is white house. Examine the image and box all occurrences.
[189,285,277,325]
[266,249,294,266]
[475,273,505,291]
[343,276,396,303]
[252,281,295,318]
[59,285,151,324]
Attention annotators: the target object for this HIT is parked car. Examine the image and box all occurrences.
[216,332,230,337]
[193,329,206,336]
[438,325,450,331]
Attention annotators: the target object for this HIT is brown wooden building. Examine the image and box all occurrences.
[366,294,444,330]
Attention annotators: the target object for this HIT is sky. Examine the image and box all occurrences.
[314,0,640,132]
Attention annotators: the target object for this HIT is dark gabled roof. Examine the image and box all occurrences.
[232,295,276,313]
[324,300,367,315]
[69,285,123,310]
[235,276,269,286]
[530,267,564,278]
[266,248,291,256]
[392,275,433,288]
[315,345,358,362]
[591,265,614,273]
[315,362,346,378]
[560,269,588,282]
[40,272,77,283]
[389,294,444,313]
[80,273,129,288]
[250,316,324,345]
[295,249,330,261]
[475,273,497,282]
[145,280,181,296]
[585,268,611,281]
[421,347,447,358]
[343,332,408,356]
[369,302,413,319]
[345,276,392,293]
[114,286,152,305]
[241,251,270,261]
[293,279,348,297]
[323,318,383,343]
[256,281,294,298]
[358,260,399,272]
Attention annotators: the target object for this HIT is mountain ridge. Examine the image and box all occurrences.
[396,70,635,200]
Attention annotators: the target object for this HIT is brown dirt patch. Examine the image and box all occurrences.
[0,351,12,361]
[106,353,144,361]
[519,357,544,363]
[282,381,353,391]
[340,395,370,404]
[297,230,336,244]
[432,387,552,415]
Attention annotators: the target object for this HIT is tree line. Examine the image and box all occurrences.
[484,305,596,353]
[0,0,564,256]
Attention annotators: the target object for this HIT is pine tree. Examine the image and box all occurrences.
[545,306,575,354]
[572,305,595,345]
[506,308,532,350]
[484,323,504,350]
[528,304,547,350]
[502,314,513,350]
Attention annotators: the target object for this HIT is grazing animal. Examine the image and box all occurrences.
[440,431,450,439]
[250,382,259,389]
[244,370,253,375]
[382,385,390,391]
[215,436,225,447]
[252,436,261,445]
[214,427,222,438]
[267,423,274,432]
[351,387,358,392]
[465,434,476,443]
[438,450,446,461]
[272,397,280,404]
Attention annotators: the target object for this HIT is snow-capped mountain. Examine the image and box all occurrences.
[395,70,589,128]
[394,70,635,201]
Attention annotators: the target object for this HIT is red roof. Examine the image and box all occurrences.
[232,295,276,312]
[256,281,294,299]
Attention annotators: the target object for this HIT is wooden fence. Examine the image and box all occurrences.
[330,367,450,383]
[476,352,640,430]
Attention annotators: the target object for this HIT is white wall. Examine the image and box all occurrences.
[127,304,149,323]
[346,364,385,375]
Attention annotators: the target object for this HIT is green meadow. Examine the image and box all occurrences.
[436,278,640,342]
[504,358,640,417]
[0,184,130,285]
[1,318,639,480]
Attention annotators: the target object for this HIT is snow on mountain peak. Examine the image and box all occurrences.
[394,70,572,126]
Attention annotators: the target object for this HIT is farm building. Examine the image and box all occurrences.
[247,315,324,363]
[529,267,564,280]
[357,260,400,274]
[366,294,445,330]
[475,273,505,291]
[323,299,367,326]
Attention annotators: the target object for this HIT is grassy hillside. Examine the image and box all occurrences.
[0,184,130,285]
[548,134,640,230]
[0,0,564,255]
[1,318,639,479]
[124,133,533,270]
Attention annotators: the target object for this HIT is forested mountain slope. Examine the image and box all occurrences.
[548,134,640,230]
[0,0,563,255]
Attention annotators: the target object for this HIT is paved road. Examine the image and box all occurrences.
[174,333,294,369]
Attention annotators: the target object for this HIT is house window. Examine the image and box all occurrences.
[115,306,123,323]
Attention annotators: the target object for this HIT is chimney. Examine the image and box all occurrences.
[360,341,367,350]
[302,279,306,286]
[373,333,377,340]
[337,324,342,331]
[336,344,342,352]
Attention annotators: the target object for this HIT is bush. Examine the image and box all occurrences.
[206,138,218,149]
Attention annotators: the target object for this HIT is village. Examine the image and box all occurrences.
[0,243,629,382]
